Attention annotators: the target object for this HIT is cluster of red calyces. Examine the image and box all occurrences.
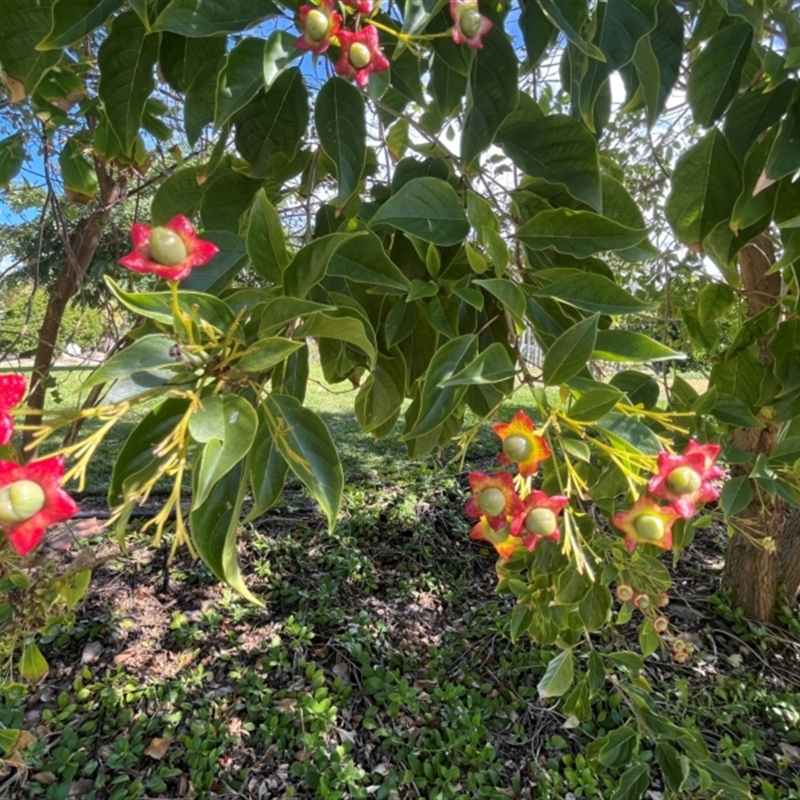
[294,0,493,89]
[0,374,78,556]
[611,441,723,555]
[465,411,566,559]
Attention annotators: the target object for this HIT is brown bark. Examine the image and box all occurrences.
[723,235,799,621]
[23,160,124,450]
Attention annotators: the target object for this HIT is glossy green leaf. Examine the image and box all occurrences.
[105,276,235,333]
[370,177,469,246]
[214,37,265,126]
[152,0,279,35]
[260,298,337,335]
[596,411,661,455]
[151,165,206,226]
[98,11,159,156]
[609,370,659,410]
[688,22,753,127]
[723,80,797,159]
[539,0,602,60]
[612,764,649,800]
[656,742,690,794]
[542,314,598,386]
[236,338,304,373]
[400,0,444,43]
[697,760,752,800]
[182,231,248,296]
[0,0,60,96]
[316,78,366,207]
[19,642,48,683]
[430,38,468,117]
[327,231,410,292]
[247,189,289,284]
[665,129,741,245]
[519,0,555,66]
[245,410,289,521]
[537,648,574,699]
[82,335,177,390]
[578,582,613,631]
[766,101,800,182]
[569,387,624,422]
[355,352,406,432]
[39,0,123,49]
[593,330,685,362]
[404,335,477,440]
[534,271,655,315]
[770,319,800,393]
[518,209,647,258]
[185,57,225,145]
[0,132,25,187]
[474,278,527,323]
[439,343,516,386]
[0,729,20,755]
[295,309,377,367]
[498,115,601,210]
[190,463,262,605]
[199,165,263,232]
[59,134,98,202]
[190,395,257,507]
[264,393,343,531]
[461,26,518,165]
[283,232,362,298]
[159,32,227,93]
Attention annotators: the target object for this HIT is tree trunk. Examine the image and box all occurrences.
[23,161,123,450]
[723,234,800,621]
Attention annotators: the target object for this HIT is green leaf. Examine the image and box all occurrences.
[264,394,343,531]
[355,352,406,432]
[539,0,603,61]
[400,0,444,44]
[110,398,190,507]
[19,642,48,683]
[152,0,279,35]
[159,32,227,93]
[39,0,123,49]
[245,411,289,521]
[770,319,800,394]
[537,648,574,699]
[58,134,97,202]
[247,189,289,284]
[98,11,159,156]
[638,618,660,657]
[182,231,248,296]
[105,277,235,333]
[0,132,25,187]
[185,57,225,145]
[214,37,265,127]
[698,760,753,800]
[327,231,410,292]
[497,115,601,210]
[404,335,478,440]
[473,278,527,324]
[190,395,257,507]
[596,411,661,455]
[519,0,555,67]
[82,335,177,390]
[151,165,206,226]
[542,314,599,386]
[665,129,741,245]
[190,463,262,605]
[233,68,309,178]
[593,330,685,362]
[609,370,659,409]
[535,271,655,315]
[611,764,649,800]
[656,742,690,794]
[0,0,60,97]
[766,101,800,182]
[316,78,366,207]
[0,729,20,755]
[462,25,518,165]
[236,338,304,373]
[430,38,468,117]
[199,164,263,232]
[570,387,624,422]
[370,177,469,246]
[439,343,517,386]
[720,475,753,518]
[283,232,362,298]
[579,582,612,630]
[688,22,753,127]
[517,209,647,258]
[295,309,377,367]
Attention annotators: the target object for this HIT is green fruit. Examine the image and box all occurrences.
[666,466,701,495]
[349,42,371,68]
[524,507,556,536]
[459,9,483,38]
[0,480,46,524]
[634,513,665,541]
[478,487,506,517]
[148,227,187,266]
[502,434,532,463]
[305,9,329,41]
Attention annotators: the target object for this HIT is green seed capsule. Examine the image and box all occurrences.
[305,9,330,41]
[502,434,532,463]
[666,466,701,495]
[634,513,665,541]
[0,480,46,524]
[349,42,371,69]
[148,227,188,266]
[524,508,556,536]
[478,487,506,517]
[459,9,483,38]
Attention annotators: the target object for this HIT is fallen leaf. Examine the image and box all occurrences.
[12,730,36,754]
[780,741,800,763]
[275,698,297,713]
[144,737,172,760]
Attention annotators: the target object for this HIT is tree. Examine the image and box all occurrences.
[2,2,800,618]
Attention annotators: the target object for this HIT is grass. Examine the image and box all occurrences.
[1,362,799,798]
